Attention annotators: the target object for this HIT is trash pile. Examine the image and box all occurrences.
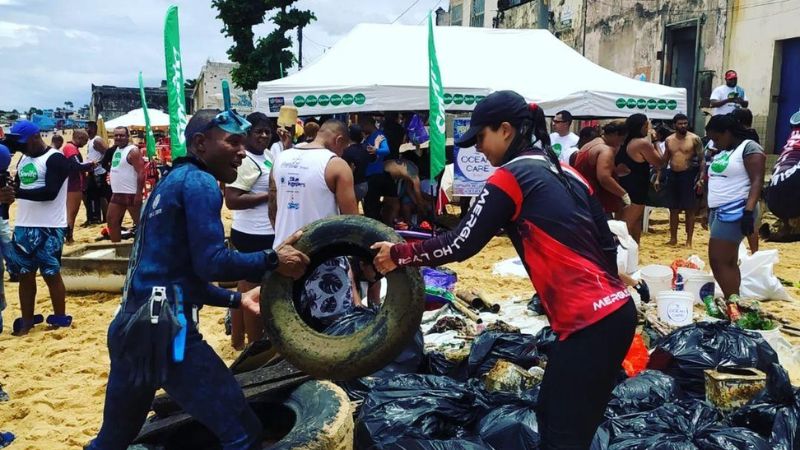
[325,263,800,450]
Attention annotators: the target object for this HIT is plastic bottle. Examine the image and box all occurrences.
[702,295,720,317]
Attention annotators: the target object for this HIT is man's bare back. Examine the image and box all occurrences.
[665,131,703,172]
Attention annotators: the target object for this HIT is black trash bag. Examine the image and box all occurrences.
[647,322,778,398]
[605,370,683,418]
[591,400,772,450]
[466,332,540,378]
[532,326,558,358]
[475,390,539,450]
[422,352,461,378]
[381,437,489,450]
[730,363,800,449]
[527,293,545,315]
[325,307,425,402]
[355,375,483,449]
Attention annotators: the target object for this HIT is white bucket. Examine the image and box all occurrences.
[657,291,694,326]
[641,264,674,296]
[678,268,716,304]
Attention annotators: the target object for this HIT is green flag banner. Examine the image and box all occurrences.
[428,12,446,179]
[138,72,157,159]
[164,5,188,159]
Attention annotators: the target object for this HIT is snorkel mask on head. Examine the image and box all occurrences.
[200,80,251,135]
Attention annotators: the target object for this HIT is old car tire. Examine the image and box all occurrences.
[261,215,424,380]
[268,380,354,450]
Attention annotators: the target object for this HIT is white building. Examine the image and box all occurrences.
[446,0,499,28]
[193,61,254,114]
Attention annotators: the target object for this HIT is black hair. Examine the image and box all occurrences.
[246,112,272,132]
[349,124,364,143]
[577,126,600,148]
[673,113,689,123]
[620,113,649,158]
[87,121,97,128]
[602,120,628,136]
[732,108,753,128]
[555,110,573,124]
[655,125,673,141]
[705,113,751,140]
[114,126,130,136]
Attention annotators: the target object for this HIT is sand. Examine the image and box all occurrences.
[1,188,799,448]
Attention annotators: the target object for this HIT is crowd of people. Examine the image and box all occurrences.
[0,66,799,449]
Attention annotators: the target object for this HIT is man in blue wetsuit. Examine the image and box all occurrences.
[86,109,309,450]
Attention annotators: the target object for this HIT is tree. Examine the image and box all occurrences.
[213,0,315,91]
[8,114,18,121]
[27,107,42,118]
[64,101,74,109]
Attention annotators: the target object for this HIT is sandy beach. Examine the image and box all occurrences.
[1,183,799,448]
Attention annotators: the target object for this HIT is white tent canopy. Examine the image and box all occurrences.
[105,108,170,129]
[255,24,686,119]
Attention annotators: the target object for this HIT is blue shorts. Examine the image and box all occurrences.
[709,204,759,243]
[6,227,66,276]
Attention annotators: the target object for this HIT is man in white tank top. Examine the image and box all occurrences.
[84,121,110,224]
[107,127,145,242]
[269,120,359,327]
[3,120,71,335]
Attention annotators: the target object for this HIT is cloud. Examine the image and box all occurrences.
[0,0,441,111]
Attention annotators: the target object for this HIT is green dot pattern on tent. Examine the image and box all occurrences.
[616,97,679,111]
[291,93,366,108]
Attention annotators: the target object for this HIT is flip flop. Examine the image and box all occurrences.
[11,314,44,334]
[45,314,73,328]
[0,431,15,448]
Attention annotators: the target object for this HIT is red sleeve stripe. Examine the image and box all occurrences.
[561,164,594,195]
[487,167,523,221]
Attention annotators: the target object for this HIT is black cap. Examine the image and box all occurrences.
[455,90,530,148]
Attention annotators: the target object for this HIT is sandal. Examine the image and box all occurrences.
[11,314,43,335]
[45,314,73,328]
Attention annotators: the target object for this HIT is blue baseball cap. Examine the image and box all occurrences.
[0,144,10,172]
[455,90,531,148]
[790,110,800,126]
[8,120,40,144]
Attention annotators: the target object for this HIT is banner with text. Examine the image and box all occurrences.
[453,118,496,197]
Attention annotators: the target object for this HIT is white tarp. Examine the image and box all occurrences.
[105,108,170,129]
[255,24,687,119]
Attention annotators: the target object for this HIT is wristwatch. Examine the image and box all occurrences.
[263,249,279,269]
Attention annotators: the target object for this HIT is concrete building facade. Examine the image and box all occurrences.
[192,61,254,115]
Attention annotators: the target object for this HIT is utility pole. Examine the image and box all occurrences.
[298,25,304,69]
[581,0,588,55]
[538,0,549,29]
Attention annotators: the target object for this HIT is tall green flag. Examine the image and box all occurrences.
[428,12,446,180]
[164,5,188,159]
[138,72,157,159]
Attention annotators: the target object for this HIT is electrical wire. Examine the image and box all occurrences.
[391,0,424,24]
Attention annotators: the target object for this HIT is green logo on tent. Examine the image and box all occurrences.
[465,95,475,105]
[667,100,678,110]
[111,150,123,168]
[453,94,464,105]
[330,94,342,106]
[342,94,354,105]
[354,93,366,105]
[647,99,657,109]
[444,93,453,104]
[305,95,318,107]
[475,95,486,103]
[637,99,647,109]
[616,98,627,109]
[318,95,330,106]
[626,98,637,108]
[19,163,38,185]
[657,99,667,110]
[293,96,305,107]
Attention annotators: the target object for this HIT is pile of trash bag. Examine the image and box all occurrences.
[464,331,541,379]
[730,363,800,449]
[355,374,539,450]
[591,400,772,449]
[324,308,424,402]
[647,322,778,398]
[605,370,683,418]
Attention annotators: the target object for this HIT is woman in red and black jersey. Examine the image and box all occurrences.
[372,90,637,449]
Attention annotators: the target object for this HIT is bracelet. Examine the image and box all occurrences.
[621,193,632,206]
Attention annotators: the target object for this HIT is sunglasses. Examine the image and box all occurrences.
[199,110,252,136]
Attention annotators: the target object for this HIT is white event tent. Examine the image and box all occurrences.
[105,108,170,130]
[254,24,686,119]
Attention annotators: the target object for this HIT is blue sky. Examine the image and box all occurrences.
[0,0,444,111]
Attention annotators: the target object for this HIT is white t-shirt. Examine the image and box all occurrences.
[272,146,339,246]
[270,141,287,163]
[549,132,579,159]
[110,145,139,194]
[16,149,68,228]
[710,84,747,116]
[559,146,579,165]
[87,136,106,175]
[229,150,275,236]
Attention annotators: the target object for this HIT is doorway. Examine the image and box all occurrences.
[774,38,800,153]
[663,21,701,128]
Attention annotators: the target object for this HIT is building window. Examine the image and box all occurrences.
[450,3,463,26]
[470,0,485,27]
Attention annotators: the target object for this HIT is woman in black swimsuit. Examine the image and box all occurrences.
[616,113,664,242]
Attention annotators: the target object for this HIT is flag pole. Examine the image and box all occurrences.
[427,11,446,233]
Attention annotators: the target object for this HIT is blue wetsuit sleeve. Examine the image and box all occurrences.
[201,284,243,308]
[377,136,389,159]
[183,170,278,282]
[16,154,70,201]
